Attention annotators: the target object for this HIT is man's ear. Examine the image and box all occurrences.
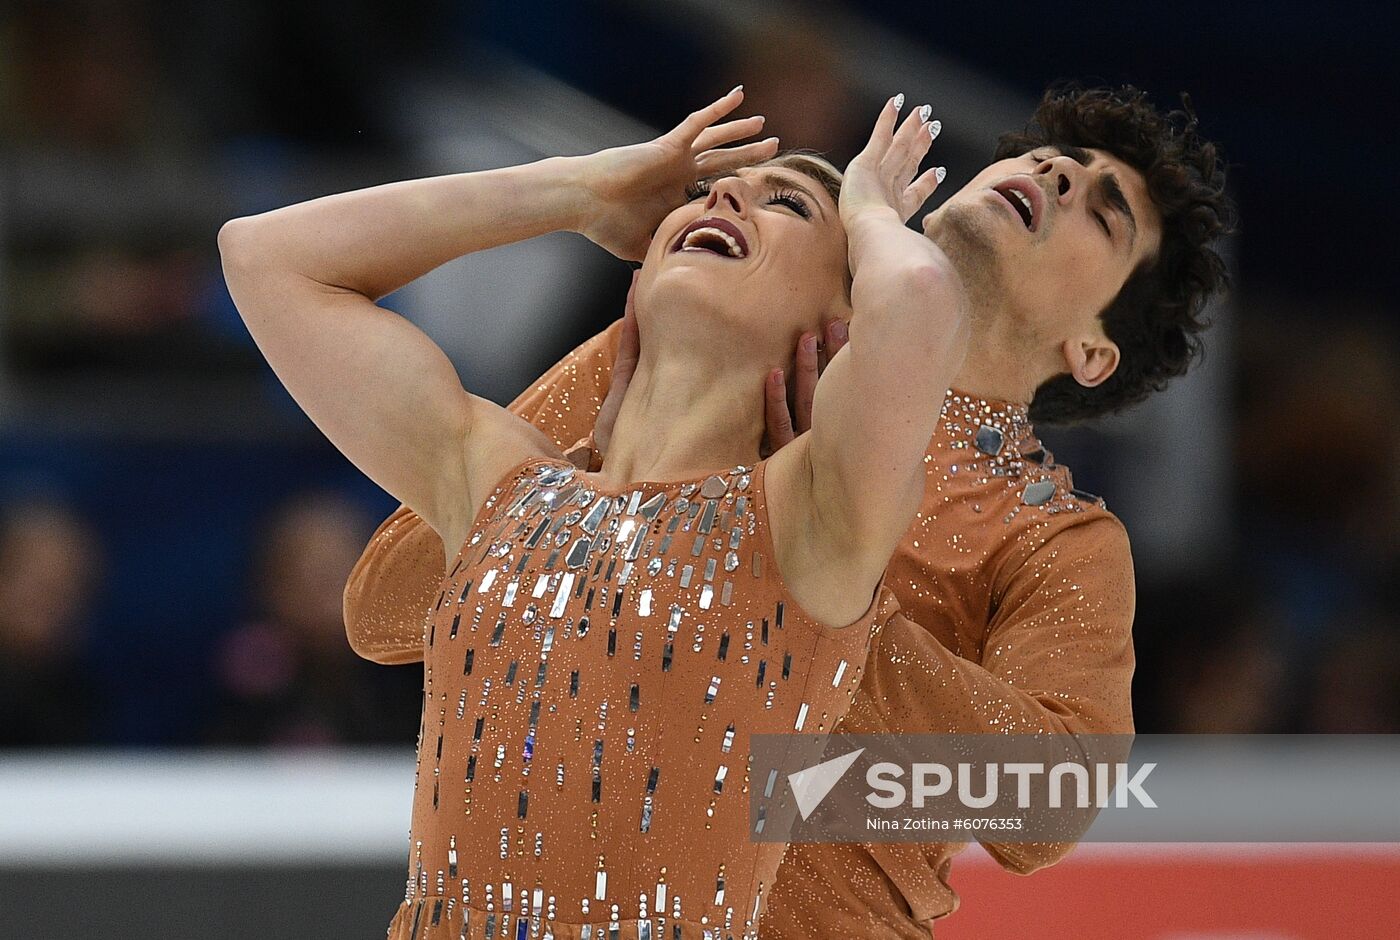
[1061,335,1120,388]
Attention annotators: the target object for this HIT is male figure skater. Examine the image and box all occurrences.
[344,83,1232,938]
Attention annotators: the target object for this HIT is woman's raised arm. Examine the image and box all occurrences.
[218,87,777,550]
[806,97,970,580]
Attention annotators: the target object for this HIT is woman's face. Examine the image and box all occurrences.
[637,165,849,355]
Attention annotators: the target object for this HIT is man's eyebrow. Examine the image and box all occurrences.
[1098,172,1138,252]
[1059,144,1094,167]
[1045,145,1138,251]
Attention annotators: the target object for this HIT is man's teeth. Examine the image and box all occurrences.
[1011,190,1033,220]
[681,227,745,257]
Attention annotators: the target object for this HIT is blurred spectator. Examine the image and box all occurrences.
[1132,579,1289,733]
[719,15,865,164]
[203,490,421,746]
[1299,613,1400,733]
[0,498,106,747]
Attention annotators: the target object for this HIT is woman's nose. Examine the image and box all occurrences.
[705,178,748,218]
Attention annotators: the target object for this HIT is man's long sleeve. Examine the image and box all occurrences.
[845,512,1136,883]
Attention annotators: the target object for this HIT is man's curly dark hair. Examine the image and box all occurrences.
[993,83,1236,425]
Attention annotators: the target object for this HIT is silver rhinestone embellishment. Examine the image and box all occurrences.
[974,424,1004,456]
[1022,480,1056,505]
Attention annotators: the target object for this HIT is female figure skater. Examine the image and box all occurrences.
[219,87,967,939]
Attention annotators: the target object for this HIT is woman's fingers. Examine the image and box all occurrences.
[695,137,781,174]
[888,105,937,186]
[904,165,947,219]
[670,86,747,146]
[858,93,904,161]
[692,115,767,154]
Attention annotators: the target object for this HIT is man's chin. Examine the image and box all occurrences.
[931,205,1003,268]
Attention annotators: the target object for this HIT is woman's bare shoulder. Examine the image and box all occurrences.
[441,400,567,551]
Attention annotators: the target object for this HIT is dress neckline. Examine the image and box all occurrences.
[524,455,759,496]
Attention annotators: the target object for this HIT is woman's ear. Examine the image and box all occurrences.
[1061,336,1120,388]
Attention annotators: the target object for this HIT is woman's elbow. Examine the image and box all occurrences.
[216,216,266,273]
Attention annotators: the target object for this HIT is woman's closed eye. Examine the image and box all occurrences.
[682,179,812,219]
[769,189,812,219]
[683,179,712,201]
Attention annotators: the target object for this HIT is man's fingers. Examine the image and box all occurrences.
[763,368,795,451]
[671,86,747,145]
[695,137,781,174]
[594,273,644,454]
[617,272,642,372]
[824,317,850,360]
[692,115,767,154]
[793,333,819,434]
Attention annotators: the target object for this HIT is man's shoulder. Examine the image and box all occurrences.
[913,432,1133,593]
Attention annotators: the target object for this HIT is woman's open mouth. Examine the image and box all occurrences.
[671,217,749,258]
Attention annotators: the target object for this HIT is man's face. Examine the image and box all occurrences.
[922,145,1162,377]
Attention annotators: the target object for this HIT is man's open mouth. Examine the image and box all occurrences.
[671,217,749,258]
[992,181,1040,231]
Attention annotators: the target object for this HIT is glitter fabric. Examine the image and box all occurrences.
[349,320,1136,939]
[381,453,898,940]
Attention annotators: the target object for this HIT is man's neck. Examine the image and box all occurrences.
[948,307,1044,406]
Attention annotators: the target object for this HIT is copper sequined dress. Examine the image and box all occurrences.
[352,320,1137,939]
[384,453,900,940]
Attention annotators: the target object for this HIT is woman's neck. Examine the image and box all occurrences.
[592,349,766,488]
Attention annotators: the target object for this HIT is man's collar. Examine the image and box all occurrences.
[939,388,1038,459]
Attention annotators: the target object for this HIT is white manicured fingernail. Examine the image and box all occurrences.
[893,93,905,111]
[730,84,744,95]
[929,120,942,141]
[935,166,947,184]
[918,104,932,122]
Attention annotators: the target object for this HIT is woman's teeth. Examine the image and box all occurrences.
[681,227,746,257]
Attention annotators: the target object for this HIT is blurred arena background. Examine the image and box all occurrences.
[1,0,1397,937]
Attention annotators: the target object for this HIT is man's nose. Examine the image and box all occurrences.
[1034,155,1079,204]
[705,177,748,218]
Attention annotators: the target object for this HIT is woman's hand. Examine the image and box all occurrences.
[572,87,779,261]
[839,94,945,229]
